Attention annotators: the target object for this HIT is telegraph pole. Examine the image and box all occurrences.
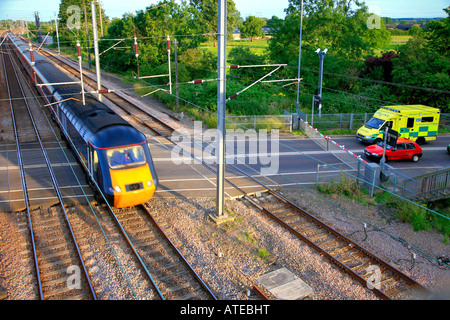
[295,0,304,115]
[54,12,60,54]
[84,3,92,70]
[167,35,172,94]
[174,38,179,114]
[315,48,327,117]
[91,1,102,101]
[215,0,227,219]
[34,12,41,43]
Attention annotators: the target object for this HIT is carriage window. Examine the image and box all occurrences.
[106,145,146,169]
[407,118,414,128]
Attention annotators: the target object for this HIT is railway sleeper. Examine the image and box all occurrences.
[328,243,354,256]
[308,232,329,242]
[44,285,88,300]
[339,250,365,264]
[158,269,190,282]
[163,282,199,297]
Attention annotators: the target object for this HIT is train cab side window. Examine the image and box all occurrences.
[93,150,99,171]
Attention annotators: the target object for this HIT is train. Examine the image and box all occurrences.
[6,32,158,208]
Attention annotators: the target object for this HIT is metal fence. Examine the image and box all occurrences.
[298,110,450,131]
[300,119,380,196]
[379,162,418,198]
[403,166,450,201]
[226,114,294,132]
[315,160,379,197]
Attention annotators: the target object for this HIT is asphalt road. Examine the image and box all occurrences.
[218,133,450,189]
[149,132,450,198]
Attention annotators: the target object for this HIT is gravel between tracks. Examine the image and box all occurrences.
[1,190,449,300]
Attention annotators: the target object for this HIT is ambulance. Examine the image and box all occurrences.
[356,105,440,144]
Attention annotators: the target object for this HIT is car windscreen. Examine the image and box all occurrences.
[365,117,385,129]
[376,142,393,150]
[106,145,146,169]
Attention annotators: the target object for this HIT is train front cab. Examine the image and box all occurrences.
[89,140,157,208]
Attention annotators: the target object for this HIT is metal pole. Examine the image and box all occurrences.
[84,4,92,70]
[77,41,86,105]
[295,0,304,115]
[98,0,103,37]
[54,12,60,54]
[316,49,327,117]
[167,35,172,94]
[91,1,102,102]
[174,38,179,113]
[216,0,227,217]
[25,18,29,38]
[34,12,41,43]
[381,126,388,164]
[318,53,324,117]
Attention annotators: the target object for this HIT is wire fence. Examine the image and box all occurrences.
[225,114,293,132]
[298,110,450,131]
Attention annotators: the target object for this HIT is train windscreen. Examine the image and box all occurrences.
[106,145,146,169]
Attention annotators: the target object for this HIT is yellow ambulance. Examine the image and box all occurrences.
[356,105,440,144]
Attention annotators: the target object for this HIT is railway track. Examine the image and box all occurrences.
[2,46,96,300]
[19,41,216,300]
[113,204,216,300]
[33,43,434,300]
[244,190,433,300]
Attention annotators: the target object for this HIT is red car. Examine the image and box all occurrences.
[364,138,423,162]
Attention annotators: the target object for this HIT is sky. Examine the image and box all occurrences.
[0,0,448,22]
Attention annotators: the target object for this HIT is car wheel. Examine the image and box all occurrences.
[373,138,382,145]
[416,137,425,145]
[411,154,420,162]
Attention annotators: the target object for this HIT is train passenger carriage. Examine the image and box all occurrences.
[7,32,158,208]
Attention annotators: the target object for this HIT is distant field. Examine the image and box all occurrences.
[379,34,412,53]
[200,35,412,58]
[198,39,269,57]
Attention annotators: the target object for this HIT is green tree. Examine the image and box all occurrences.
[424,6,450,57]
[240,16,266,40]
[57,0,109,47]
[282,0,390,58]
[265,16,284,32]
[391,36,450,111]
[188,0,240,41]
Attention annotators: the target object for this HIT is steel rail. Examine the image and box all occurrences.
[15,39,167,300]
[140,204,217,300]
[6,46,97,300]
[34,42,432,300]
[134,110,432,300]
[223,162,433,300]
[1,46,43,300]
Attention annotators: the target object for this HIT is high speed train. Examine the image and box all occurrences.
[7,32,158,208]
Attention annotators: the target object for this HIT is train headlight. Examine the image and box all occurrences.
[114,186,122,193]
[147,180,152,187]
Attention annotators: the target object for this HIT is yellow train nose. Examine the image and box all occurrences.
[109,165,156,208]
